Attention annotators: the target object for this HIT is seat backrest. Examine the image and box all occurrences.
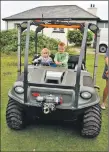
[68,55,85,70]
[50,54,55,61]
[32,54,40,61]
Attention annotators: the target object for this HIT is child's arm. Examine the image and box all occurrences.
[54,53,59,64]
[54,53,58,62]
[54,53,61,64]
[49,57,53,62]
[61,53,69,65]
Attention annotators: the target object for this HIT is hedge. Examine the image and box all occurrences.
[0,29,60,55]
[67,29,93,46]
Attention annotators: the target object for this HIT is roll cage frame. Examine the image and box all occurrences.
[16,19,100,108]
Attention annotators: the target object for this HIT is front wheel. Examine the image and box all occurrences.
[6,98,25,130]
[81,104,102,138]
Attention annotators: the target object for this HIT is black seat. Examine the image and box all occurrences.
[32,54,40,61]
[50,54,55,61]
[32,54,40,65]
[68,55,85,70]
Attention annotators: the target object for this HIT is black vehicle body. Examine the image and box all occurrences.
[6,19,101,138]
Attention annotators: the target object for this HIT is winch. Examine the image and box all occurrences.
[36,94,62,114]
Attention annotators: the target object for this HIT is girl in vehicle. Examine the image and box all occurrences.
[32,48,53,65]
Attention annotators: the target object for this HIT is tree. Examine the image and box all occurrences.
[67,29,93,46]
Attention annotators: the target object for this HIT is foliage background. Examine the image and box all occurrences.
[67,29,93,46]
[0,29,93,55]
[0,29,60,55]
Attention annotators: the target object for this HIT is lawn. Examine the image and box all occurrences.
[1,53,108,152]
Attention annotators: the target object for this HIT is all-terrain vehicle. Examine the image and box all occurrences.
[6,19,101,138]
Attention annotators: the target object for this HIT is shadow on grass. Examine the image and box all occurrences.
[23,119,82,137]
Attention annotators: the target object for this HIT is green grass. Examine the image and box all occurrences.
[1,53,108,152]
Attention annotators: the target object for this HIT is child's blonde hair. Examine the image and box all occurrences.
[41,48,51,56]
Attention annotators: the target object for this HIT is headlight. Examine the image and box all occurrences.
[80,91,92,99]
[14,86,24,94]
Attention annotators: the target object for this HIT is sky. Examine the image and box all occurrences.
[1,1,108,30]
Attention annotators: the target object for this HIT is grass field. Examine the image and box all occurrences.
[1,53,108,152]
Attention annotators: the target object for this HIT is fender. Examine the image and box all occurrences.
[99,41,108,47]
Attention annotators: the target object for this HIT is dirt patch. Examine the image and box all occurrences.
[7,62,17,66]
[7,62,24,66]
[3,72,12,76]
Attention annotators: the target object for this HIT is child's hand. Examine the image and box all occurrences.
[55,61,62,65]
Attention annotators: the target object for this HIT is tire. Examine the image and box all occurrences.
[99,44,107,53]
[6,98,25,130]
[81,104,101,138]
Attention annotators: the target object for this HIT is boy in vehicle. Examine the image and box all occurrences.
[32,48,53,65]
[54,42,69,68]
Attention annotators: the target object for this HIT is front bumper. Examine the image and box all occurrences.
[8,86,100,110]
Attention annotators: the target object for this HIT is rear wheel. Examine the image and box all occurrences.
[99,44,107,53]
[6,98,25,130]
[81,104,101,138]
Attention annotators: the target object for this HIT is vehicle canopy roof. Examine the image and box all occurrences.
[17,19,99,34]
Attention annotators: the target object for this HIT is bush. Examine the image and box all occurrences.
[67,29,93,46]
[87,30,93,42]
[67,30,83,45]
[0,29,60,55]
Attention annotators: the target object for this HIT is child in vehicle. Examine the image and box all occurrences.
[32,48,53,65]
[54,42,69,68]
